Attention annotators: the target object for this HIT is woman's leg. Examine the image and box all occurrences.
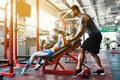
[37,57,42,64]
[25,51,49,68]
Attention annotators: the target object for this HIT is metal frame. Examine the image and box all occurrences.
[0,0,14,77]
[13,0,40,67]
[42,39,91,74]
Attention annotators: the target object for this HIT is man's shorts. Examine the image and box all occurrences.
[81,32,102,54]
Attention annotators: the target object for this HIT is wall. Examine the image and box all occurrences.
[26,0,59,18]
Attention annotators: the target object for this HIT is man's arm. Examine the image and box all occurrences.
[69,15,89,42]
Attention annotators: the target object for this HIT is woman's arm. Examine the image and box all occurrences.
[61,32,67,46]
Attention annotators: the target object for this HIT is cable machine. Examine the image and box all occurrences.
[0,0,39,78]
[13,0,39,67]
[0,0,14,77]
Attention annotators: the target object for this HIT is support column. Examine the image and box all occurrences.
[13,0,18,65]
[4,3,8,59]
[36,0,39,51]
[9,0,14,73]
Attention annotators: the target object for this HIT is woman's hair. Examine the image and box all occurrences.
[70,5,80,12]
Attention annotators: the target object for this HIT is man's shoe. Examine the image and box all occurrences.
[93,69,106,75]
[34,64,41,70]
[21,68,29,75]
[72,69,82,77]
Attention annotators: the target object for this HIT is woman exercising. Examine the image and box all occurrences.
[21,30,68,75]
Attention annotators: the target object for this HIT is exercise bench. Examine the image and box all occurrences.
[42,38,91,74]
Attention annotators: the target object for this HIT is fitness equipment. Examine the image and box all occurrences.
[41,38,91,74]
[0,0,14,77]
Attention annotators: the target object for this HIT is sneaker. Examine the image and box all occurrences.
[21,68,29,75]
[93,69,106,75]
[34,64,41,70]
[72,69,82,77]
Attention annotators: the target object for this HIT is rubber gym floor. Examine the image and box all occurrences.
[1,49,120,80]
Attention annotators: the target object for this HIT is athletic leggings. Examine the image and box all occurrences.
[26,49,53,68]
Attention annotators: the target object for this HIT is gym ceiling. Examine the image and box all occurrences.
[0,0,120,28]
[32,0,120,28]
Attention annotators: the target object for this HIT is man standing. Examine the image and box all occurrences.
[69,5,105,77]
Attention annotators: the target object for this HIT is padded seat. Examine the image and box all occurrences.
[43,38,81,60]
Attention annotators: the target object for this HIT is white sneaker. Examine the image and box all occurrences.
[21,68,29,75]
[34,64,41,70]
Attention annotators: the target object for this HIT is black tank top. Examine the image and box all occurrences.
[82,14,99,36]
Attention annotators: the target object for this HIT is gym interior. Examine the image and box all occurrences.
[0,0,120,80]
